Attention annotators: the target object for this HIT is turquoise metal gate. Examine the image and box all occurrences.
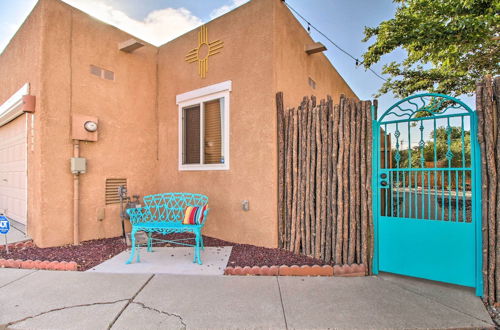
[372,94,482,295]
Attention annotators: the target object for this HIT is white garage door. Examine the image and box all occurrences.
[0,114,27,225]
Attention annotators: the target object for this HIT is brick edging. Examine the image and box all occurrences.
[0,240,79,271]
[224,264,366,276]
[0,239,35,251]
[0,258,78,271]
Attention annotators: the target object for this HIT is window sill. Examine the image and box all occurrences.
[179,164,230,171]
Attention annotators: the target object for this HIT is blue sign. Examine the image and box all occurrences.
[0,216,10,235]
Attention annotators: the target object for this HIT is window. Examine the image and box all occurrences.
[176,81,231,171]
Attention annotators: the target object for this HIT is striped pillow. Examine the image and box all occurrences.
[183,205,208,225]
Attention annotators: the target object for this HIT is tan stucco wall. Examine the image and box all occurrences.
[0,2,43,242]
[157,0,278,247]
[1,0,358,248]
[23,0,158,247]
[273,1,357,108]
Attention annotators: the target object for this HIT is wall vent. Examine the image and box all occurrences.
[90,65,115,81]
[308,77,317,89]
[105,178,127,205]
[103,70,115,81]
[90,65,102,77]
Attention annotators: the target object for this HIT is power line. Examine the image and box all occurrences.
[281,0,388,82]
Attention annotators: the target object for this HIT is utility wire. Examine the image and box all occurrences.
[282,0,388,82]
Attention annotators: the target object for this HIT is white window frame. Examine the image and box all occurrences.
[176,81,231,171]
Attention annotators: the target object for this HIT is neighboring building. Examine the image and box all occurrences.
[0,0,356,248]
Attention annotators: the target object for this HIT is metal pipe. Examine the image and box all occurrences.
[73,140,80,245]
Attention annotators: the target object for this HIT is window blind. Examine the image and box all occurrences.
[204,99,222,164]
[183,106,200,164]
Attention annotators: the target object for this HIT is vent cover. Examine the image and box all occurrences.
[90,65,102,77]
[308,77,317,89]
[90,65,115,81]
[105,178,127,205]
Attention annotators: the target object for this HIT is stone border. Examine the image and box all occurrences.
[0,240,79,271]
[0,239,35,251]
[0,259,78,271]
[224,264,366,276]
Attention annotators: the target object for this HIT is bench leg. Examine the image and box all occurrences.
[126,228,137,264]
[193,230,202,265]
[200,235,205,251]
[147,232,153,252]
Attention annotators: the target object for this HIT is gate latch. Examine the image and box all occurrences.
[379,171,390,189]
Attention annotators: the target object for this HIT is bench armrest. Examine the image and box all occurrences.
[126,207,152,225]
[201,208,210,226]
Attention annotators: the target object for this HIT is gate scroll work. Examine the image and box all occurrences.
[372,93,483,295]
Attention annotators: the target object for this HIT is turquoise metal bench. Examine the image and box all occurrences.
[125,192,209,265]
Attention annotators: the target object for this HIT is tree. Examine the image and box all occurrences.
[392,126,471,168]
[362,0,499,98]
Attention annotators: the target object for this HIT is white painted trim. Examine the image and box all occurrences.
[177,83,231,171]
[0,83,30,127]
[176,80,232,104]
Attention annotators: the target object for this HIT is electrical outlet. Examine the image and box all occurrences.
[242,200,249,211]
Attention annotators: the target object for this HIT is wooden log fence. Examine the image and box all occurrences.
[276,93,374,271]
[476,75,500,305]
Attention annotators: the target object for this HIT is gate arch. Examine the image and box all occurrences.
[372,93,482,295]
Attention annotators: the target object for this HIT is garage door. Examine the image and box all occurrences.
[0,114,27,224]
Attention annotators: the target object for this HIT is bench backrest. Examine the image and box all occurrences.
[142,192,209,223]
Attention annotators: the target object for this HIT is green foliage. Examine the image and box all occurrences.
[362,0,500,97]
[393,126,471,168]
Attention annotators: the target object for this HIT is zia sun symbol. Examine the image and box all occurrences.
[185,25,224,78]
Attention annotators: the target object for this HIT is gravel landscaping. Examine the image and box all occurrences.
[0,233,325,271]
[0,237,126,271]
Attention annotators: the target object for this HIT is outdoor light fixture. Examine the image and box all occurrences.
[84,120,98,132]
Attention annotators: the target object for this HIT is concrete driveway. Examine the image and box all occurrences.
[0,269,494,329]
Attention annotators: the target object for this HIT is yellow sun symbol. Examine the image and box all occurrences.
[185,25,224,78]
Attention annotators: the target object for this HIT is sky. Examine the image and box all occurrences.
[0,0,474,113]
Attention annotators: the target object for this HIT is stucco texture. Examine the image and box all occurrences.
[0,0,358,248]
[0,2,43,242]
[157,0,277,247]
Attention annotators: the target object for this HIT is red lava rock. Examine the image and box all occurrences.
[0,237,126,271]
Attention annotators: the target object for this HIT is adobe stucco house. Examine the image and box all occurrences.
[0,0,356,248]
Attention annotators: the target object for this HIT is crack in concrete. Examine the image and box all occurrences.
[0,270,38,290]
[376,275,494,326]
[107,274,155,329]
[132,302,187,329]
[275,277,288,330]
[4,299,129,328]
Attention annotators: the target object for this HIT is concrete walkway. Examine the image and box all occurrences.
[0,269,494,329]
